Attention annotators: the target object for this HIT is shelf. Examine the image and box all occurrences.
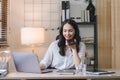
[61,0,97,70]
[85,43,94,45]
[77,22,96,25]
[77,19,98,70]
[87,64,94,67]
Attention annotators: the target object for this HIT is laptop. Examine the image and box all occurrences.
[12,52,52,74]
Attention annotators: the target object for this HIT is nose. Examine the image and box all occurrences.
[66,31,69,36]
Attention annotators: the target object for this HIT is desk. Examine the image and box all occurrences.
[1,69,120,80]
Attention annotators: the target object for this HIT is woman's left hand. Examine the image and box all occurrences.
[65,39,77,51]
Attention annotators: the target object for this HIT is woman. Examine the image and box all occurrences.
[40,19,86,70]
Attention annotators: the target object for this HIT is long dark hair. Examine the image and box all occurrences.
[58,19,81,56]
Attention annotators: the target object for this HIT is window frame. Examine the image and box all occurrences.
[0,0,8,47]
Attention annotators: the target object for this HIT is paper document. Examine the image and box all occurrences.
[86,70,115,75]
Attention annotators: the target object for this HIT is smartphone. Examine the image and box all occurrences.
[67,39,76,45]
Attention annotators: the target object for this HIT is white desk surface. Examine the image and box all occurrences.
[1,69,120,79]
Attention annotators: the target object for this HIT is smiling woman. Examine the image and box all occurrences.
[40,19,86,70]
[0,0,8,48]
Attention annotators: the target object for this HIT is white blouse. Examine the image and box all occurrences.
[40,40,86,70]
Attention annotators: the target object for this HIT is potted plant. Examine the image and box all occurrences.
[85,0,95,22]
[85,0,93,3]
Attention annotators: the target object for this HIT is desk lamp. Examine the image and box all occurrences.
[21,27,45,53]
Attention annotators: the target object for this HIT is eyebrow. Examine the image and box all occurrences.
[63,28,74,30]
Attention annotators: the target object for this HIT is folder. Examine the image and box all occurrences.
[62,1,66,22]
[66,1,70,19]
[86,70,115,75]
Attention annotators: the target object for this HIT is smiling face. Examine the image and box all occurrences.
[63,23,75,40]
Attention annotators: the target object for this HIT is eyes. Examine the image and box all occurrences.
[62,23,75,34]
[63,29,74,33]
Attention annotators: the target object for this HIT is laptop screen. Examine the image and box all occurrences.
[12,52,41,73]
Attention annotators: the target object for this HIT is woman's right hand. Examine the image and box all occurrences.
[40,64,46,70]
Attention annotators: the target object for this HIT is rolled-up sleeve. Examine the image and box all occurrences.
[78,42,86,69]
[78,42,86,60]
[40,42,54,69]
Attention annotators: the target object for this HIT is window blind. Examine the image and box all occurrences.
[0,0,8,47]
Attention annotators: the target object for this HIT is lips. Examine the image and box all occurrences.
[65,36,72,40]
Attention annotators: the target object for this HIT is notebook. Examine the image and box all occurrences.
[12,52,52,74]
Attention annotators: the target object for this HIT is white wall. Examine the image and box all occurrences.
[8,0,60,60]
[8,0,95,60]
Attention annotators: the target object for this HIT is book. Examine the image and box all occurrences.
[66,1,70,19]
[62,1,66,22]
[61,1,70,22]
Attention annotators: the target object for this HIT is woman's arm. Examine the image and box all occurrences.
[72,48,81,69]
[75,42,86,69]
[39,42,54,70]
[66,41,86,69]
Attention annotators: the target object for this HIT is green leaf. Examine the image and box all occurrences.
[85,0,93,3]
